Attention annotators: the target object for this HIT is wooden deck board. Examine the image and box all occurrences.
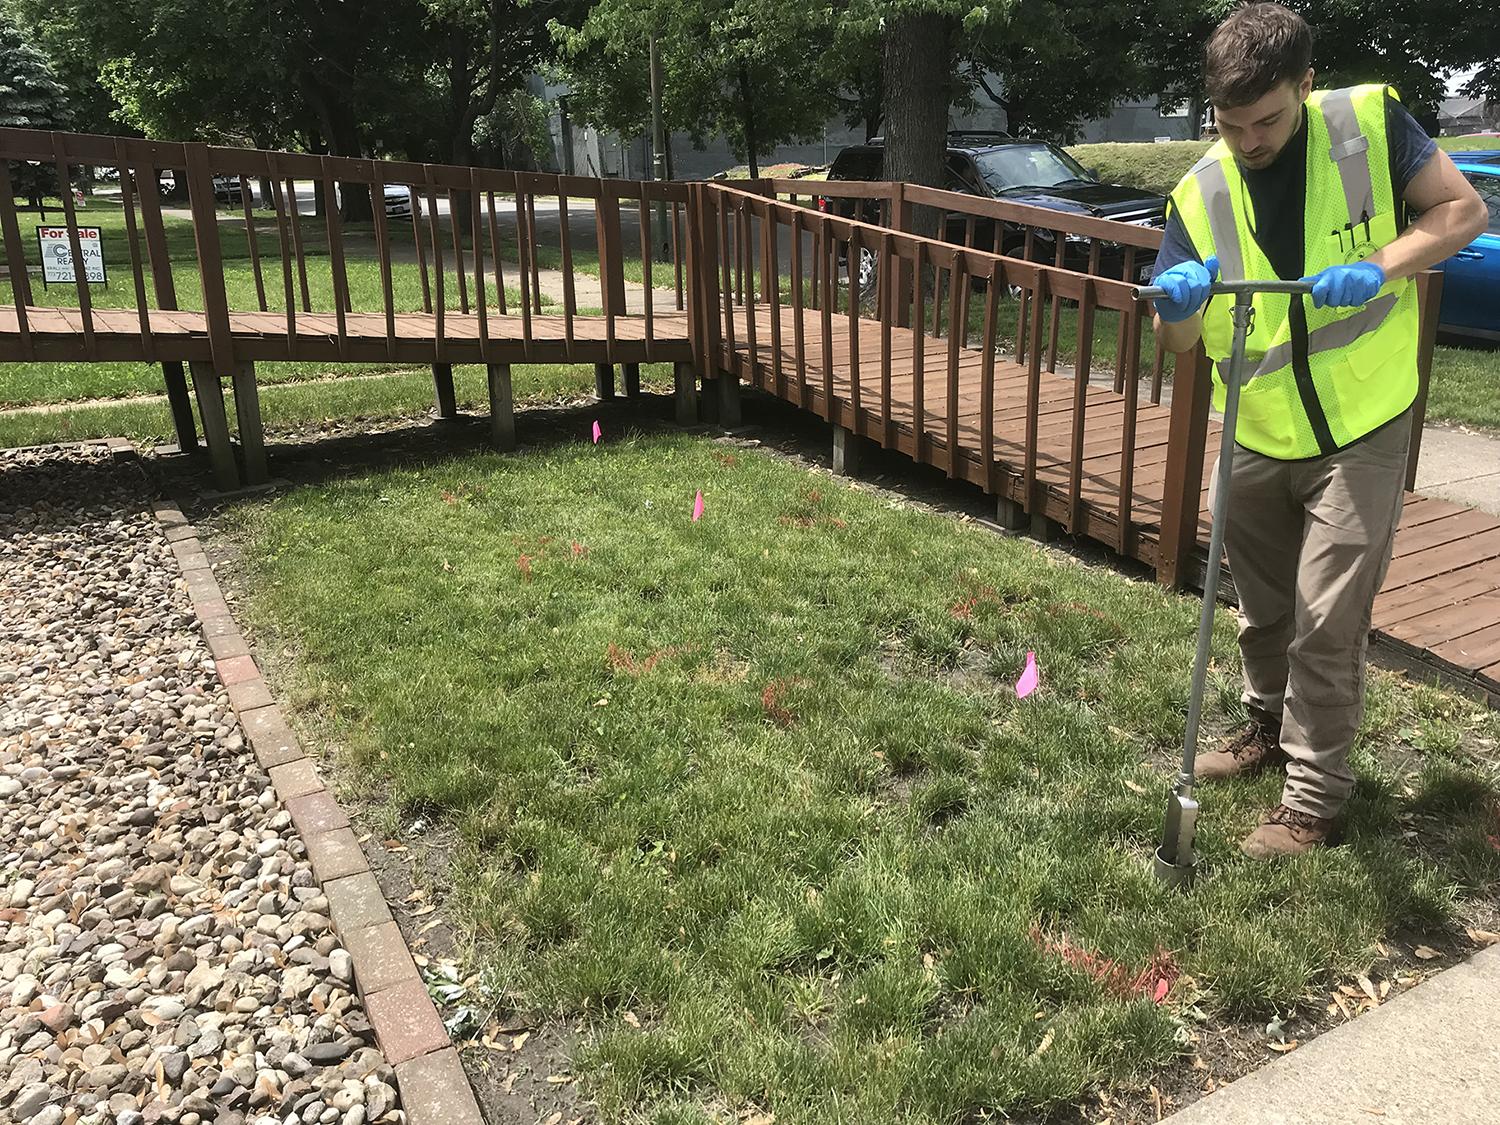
[0,305,693,365]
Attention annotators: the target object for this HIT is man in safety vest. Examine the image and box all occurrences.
[1149,3,1487,858]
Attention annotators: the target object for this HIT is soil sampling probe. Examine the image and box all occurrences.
[1131,276,1317,888]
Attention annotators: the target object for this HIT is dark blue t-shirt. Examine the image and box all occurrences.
[1154,93,1437,281]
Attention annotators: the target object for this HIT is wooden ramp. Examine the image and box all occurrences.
[722,304,1500,700]
[0,306,693,366]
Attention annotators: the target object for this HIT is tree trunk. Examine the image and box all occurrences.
[328,109,373,223]
[881,11,954,239]
[738,65,760,179]
[450,133,475,238]
[1006,101,1026,137]
[302,86,373,223]
[1187,95,1204,141]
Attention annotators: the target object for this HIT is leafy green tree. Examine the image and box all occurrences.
[552,0,836,177]
[0,15,69,209]
[963,0,1168,142]
[2,0,115,135]
[397,0,561,168]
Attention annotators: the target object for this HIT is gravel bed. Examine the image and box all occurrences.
[1,446,403,1125]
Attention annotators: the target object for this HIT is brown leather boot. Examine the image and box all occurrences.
[1194,721,1283,781]
[1240,804,1338,859]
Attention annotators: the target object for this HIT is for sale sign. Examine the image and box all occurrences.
[36,225,106,285]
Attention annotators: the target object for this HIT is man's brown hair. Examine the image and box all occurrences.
[1204,2,1313,108]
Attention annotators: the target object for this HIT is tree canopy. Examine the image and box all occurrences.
[550,0,836,176]
[0,14,71,207]
[0,0,1489,197]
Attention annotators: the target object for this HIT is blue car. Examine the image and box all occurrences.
[1443,151,1500,340]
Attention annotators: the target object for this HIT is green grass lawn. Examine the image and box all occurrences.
[0,362,673,449]
[1070,134,1500,197]
[1426,342,1500,431]
[221,433,1500,1124]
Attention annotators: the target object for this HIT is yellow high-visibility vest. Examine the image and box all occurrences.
[1169,84,1418,460]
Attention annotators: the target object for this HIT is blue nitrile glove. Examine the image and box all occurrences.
[1151,256,1219,323]
[1301,261,1385,308]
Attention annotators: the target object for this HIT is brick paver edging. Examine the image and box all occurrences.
[148,491,484,1125]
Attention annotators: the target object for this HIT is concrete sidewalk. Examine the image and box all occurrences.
[1412,425,1500,516]
[1162,944,1500,1124]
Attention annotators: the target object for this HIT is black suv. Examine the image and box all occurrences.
[824,132,1164,288]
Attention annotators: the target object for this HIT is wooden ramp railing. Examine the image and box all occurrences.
[0,127,697,487]
[691,181,1218,587]
[0,130,1438,597]
[689,178,1441,591]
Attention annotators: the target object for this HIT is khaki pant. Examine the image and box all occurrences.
[1210,411,1411,818]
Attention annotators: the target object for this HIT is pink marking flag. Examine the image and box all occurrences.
[1015,650,1039,699]
[692,490,705,522]
[592,420,602,444]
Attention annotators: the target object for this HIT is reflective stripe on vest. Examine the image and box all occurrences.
[1194,159,1245,281]
[1167,84,1419,460]
[1320,88,1377,226]
[1215,291,1399,384]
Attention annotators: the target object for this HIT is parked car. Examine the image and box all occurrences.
[213,175,246,205]
[822,132,1166,290]
[1441,151,1500,340]
[383,183,414,218]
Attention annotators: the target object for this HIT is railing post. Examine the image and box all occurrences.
[183,142,235,376]
[889,182,913,328]
[1157,345,1215,589]
[751,178,776,305]
[687,183,723,379]
[1406,268,1442,491]
[594,186,627,319]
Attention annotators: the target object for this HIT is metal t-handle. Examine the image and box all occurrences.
[1133,278,1318,301]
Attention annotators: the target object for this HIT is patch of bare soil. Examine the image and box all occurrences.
[356,817,599,1125]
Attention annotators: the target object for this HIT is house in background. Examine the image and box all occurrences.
[1440,96,1499,135]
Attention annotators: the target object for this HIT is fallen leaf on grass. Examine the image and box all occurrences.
[409,904,437,917]
[1030,1028,1055,1057]
[545,1074,572,1084]
[1466,928,1500,946]
[1331,992,1355,1020]
[511,1032,530,1051]
[1413,945,1440,960]
[543,1113,563,1125]
[1123,779,1148,795]
[1267,1040,1299,1053]
[622,1011,641,1028]
[502,1073,518,1094]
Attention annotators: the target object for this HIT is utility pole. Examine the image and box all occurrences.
[649,32,670,258]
